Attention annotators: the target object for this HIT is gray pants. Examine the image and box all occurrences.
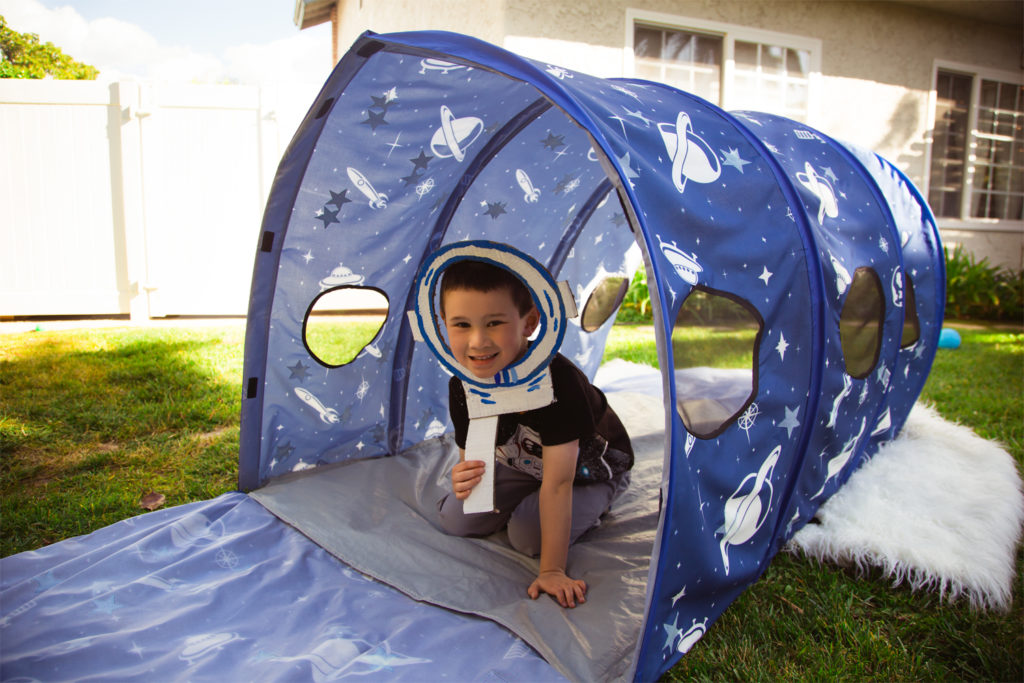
[438,462,631,557]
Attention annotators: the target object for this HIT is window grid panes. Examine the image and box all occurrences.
[971,79,1024,219]
[929,69,1024,221]
[731,41,810,120]
[634,25,722,104]
[633,24,813,121]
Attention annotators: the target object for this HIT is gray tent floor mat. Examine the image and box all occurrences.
[252,391,666,682]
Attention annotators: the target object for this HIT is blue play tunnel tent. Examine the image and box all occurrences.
[0,30,944,682]
[236,31,943,680]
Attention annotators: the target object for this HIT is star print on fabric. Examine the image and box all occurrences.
[541,132,565,150]
[758,266,773,285]
[316,206,340,228]
[618,152,640,180]
[824,166,839,183]
[611,212,627,227]
[778,406,801,438]
[275,442,296,459]
[721,148,751,173]
[662,613,683,653]
[361,109,388,130]
[327,189,352,209]
[553,174,578,195]
[400,170,424,186]
[623,108,653,127]
[369,94,391,111]
[484,201,507,219]
[409,150,433,171]
[775,332,789,360]
[92,596,119,615]
[288,360,311,382]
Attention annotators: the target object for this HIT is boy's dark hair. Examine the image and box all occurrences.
[440,260,535,316]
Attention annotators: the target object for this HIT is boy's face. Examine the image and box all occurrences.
[441,286,539,379]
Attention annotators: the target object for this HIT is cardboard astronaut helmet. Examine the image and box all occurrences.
[407,240,579,512]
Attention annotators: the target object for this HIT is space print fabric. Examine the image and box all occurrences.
[239,30,944,682]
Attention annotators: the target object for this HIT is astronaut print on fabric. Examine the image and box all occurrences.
[496,423,546,479]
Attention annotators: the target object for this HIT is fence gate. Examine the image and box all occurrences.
[1,79,316,319]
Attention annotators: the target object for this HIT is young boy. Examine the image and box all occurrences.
[437,260,633,609]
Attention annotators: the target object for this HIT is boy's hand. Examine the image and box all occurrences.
[451,459,485,500]
[527,569,587,608]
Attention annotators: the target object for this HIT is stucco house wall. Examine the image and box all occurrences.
[317,0,1022,269]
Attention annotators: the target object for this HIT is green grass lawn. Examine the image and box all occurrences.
[1,320,1021,680]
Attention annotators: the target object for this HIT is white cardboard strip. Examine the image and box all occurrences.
[463,415,499,514]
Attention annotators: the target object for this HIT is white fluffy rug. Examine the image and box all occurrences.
[788,403,1024,610]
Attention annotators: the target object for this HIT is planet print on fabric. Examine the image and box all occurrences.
[658,111,721,193]
[718,445,780,575]
[431,105,483,162]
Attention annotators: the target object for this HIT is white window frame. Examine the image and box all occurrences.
[623,8,823,122]
[925,60,1023,233]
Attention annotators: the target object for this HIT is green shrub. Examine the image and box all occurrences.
[944,245,1023,322]
[616,268,652,323]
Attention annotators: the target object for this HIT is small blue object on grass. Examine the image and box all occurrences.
[938,327,961,349]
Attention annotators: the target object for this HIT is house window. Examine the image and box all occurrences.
[929,67,1024,222]
[633,26,723,104]
[627,11,820,121]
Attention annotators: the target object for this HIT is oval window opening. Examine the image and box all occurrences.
[839,267,884,378]
[581,276,630,332]
[304,287,389,367]
[900,274,921,348]
[672,288,762,439]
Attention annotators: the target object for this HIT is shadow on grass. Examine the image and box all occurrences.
[0,329,244,555]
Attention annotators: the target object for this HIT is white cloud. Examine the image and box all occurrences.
[0,0,332,84]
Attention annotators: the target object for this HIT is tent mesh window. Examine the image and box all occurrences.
[303,287,388,367]
[900,274,921,348]
[580,276,630,332]
[672,287,762,438]
[839,267,885,378]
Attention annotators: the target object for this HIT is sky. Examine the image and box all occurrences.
[0,0,334,84]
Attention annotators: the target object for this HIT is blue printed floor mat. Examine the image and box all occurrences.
[0,492,562,681]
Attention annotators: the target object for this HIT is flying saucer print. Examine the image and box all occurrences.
[419,58,466,74]
[677,617,708,654]
[430,105,483,162]
[659,238,703,285]
[657,111,721,193]
[319,264,364,291]
[796,161,839,224]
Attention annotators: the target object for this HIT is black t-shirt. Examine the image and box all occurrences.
[449,354,633,483]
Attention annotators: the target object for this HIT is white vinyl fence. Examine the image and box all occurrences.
[1,79,321,319]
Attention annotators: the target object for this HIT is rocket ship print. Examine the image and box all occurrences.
[347,167,388,209]
[515,169,541,202]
